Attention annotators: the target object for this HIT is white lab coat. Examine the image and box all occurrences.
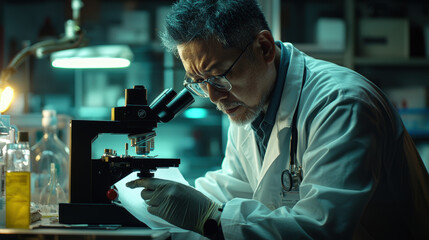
[195,43,429,239]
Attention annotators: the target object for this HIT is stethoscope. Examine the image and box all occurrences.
[281,68,305,192]
[281,108,302,192]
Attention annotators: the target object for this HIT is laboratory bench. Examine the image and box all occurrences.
[0,218,170,240]
[0,227,170,240]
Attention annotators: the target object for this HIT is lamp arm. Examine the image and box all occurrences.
[6,31,85,73]
[0,0,85,113]
[3,0,85,81]
[36,31,86,56]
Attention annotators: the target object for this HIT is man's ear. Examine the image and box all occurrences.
[255,30,276,64]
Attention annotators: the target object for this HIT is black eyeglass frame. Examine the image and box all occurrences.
[183,42,251,98]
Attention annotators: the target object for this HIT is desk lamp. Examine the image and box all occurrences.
[0,0,133,113]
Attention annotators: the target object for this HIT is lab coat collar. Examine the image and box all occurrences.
[255,43,306,200]
[241,43,304,131]
[238,43,305,195]
[261,43,304,169]
[276,43,305,129]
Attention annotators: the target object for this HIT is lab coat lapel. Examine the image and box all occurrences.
[253,125,291,208]
[259,123,285,177]
[240,124,262,190]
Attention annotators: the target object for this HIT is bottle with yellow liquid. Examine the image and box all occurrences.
[0,115,15,228]
[6,131,31,229]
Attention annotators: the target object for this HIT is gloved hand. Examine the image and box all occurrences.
[126,178,222,235]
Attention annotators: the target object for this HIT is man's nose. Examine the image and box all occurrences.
[207,84,228,104]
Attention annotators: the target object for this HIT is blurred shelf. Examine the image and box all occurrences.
[354,57,429,67]
[398,108,429,140]
[311,53,346,65]
[293,43,346,65]
[398,108,429,114]
[407,130,429,141]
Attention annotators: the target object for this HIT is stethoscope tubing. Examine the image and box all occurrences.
[281,66,306,192]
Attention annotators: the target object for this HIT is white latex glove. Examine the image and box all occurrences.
[126,178,222,235]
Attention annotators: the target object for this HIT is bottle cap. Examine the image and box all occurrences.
[42,109,58,127]
[18,131,29,142]
[0,126,8,134]
[0,115,10,134]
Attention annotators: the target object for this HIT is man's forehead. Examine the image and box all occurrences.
[178,40,230,76]
[177,39,223,60]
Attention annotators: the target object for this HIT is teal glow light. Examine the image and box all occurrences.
[51,45,133,69]
[184,108,208,119]
[52,57,130,69]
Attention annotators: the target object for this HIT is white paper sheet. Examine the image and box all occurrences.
[114,168,189,231]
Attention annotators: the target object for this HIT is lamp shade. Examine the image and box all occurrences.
[51,45,133,69]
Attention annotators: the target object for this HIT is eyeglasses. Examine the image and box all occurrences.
[183,43,250,98]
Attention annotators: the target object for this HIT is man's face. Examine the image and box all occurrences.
[178,39,274,125]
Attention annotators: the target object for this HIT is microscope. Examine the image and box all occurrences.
[59,85,194,226]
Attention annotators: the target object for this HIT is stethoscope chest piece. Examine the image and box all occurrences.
[281,167,302,192]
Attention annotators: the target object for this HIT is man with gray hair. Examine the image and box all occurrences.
[127,0,429,239]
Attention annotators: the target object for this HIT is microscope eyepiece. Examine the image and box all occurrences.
[150,88,195,123]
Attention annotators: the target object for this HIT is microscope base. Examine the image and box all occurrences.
[59,203,147,227]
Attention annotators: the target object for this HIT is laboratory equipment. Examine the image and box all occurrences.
[0,115,15,227]
[59,85,194,226]
[39,163,67,217]
[5,132,31,229]
[31,110,70,205]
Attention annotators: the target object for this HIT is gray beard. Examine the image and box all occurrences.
[217,94,267,126]
[230,101,264,126]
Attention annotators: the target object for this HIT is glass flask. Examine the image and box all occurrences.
[31,110,69,204]
[39,162,67,217]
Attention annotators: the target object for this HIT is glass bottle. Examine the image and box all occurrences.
[6,131,31,229]
[39,162,67,217]
[0,115,14,228]
[31,110,70,205]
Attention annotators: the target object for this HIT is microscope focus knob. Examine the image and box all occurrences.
[106,188,118,201]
